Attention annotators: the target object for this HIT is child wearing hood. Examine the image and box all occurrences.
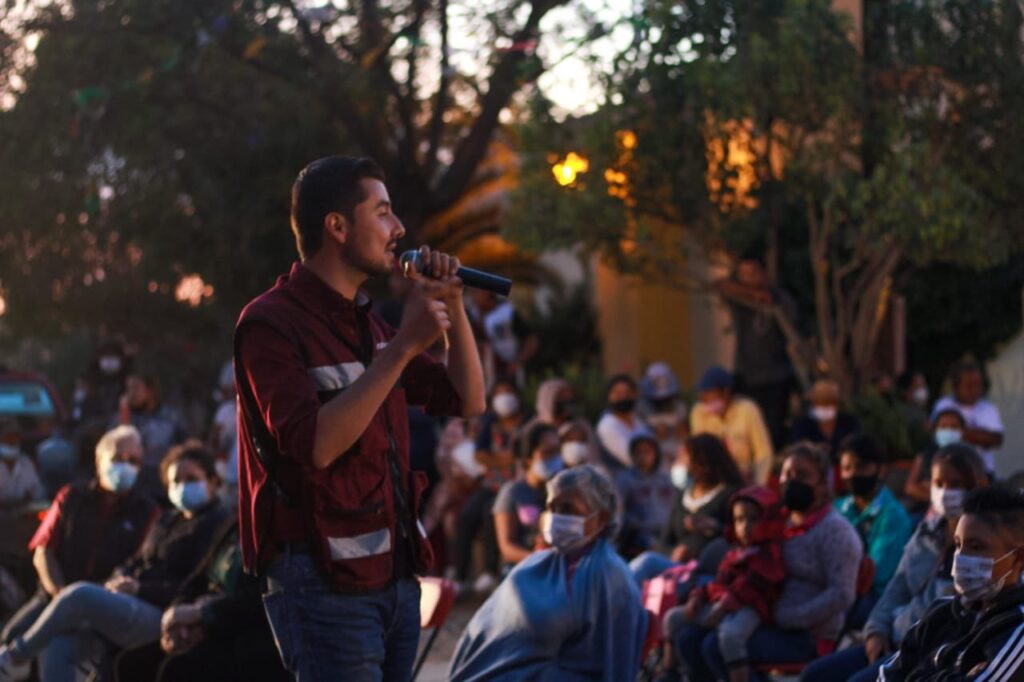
[662,485,786,682]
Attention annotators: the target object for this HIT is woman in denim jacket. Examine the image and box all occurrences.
[801,443,989,682]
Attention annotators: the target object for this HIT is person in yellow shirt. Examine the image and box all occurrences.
[689,367,774,484]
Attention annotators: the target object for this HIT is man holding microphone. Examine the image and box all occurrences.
[234,156,486,681]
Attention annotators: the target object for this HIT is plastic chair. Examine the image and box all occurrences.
[411,576,457,681]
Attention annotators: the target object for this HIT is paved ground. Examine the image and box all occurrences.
[414,596,482,681]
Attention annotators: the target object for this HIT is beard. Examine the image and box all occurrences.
[341,240,394,278]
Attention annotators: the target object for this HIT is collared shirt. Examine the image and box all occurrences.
[835,485,913,595]
[235,262,463,574]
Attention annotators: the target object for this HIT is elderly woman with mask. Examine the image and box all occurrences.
[449,465,648,681]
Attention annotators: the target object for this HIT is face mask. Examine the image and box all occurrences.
[492,393,520,418]
[846,473,879,498]
[811,406,838,422]
[102,461,139,492]
[671,464,690,490]
[608,399,636,415]
[554,400,576,420]
[168,481,210,512]
[952,548,1019,605]
[531,454,564,481]
[560,442,589,467]
[912,387,929,406]
[0,444,20,460]
[703,399,726,416]
[99,355,122,375]
[782,479,816,512]
[931,487,966,519]
[541,511,594,553]
[935,428,963,448]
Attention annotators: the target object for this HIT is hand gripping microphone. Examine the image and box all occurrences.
[399,250,512,296]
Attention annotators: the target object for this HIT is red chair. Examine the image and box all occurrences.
[411,576,457,681]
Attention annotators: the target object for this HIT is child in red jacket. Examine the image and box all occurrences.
[661,485,786,682]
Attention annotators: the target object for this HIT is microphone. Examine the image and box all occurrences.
[399,250,512,296]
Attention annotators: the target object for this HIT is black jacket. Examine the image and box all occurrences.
[880,584,1024,681]
[117,500,232,608]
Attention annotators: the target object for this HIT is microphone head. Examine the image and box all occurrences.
[398,250,424,276]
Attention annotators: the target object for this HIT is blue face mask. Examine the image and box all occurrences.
[103,462,138,492]
[935,428,963,448]
[168,481,210,512]
[531,454,564,481]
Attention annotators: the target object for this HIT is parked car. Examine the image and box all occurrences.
[0,368,67,456]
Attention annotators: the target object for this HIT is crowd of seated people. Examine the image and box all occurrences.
[0,341,1018,682]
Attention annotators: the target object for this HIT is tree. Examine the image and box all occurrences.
[0,0,601,372]
[506,0,1024,394]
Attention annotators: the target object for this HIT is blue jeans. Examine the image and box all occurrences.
[262,551,421,682]
[675,624,817,682]
[10,582,162,682]
[629,551,678,586]
[800,644,883,682]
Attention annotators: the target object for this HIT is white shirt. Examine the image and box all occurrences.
[932,396,1004,472]
[0,454,44,506]
[596,412,651,468]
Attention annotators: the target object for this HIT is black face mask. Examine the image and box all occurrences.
[782,480,816,512]
[846,474,879,498]
[609,399,636,415]
[554,400,576,419]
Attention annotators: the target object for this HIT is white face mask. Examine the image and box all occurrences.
[670,464,690,490]
[560,442,590,467]
[931,487,966,519]
[811,406,838,422]
[99,355,122,375]
[912,386,929,406]
[541,511,595,553]
[952,548,1019,605]
[492,393,520,418]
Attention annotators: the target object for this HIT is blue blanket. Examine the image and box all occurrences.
[448,539,648,681]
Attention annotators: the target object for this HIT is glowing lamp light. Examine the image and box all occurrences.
[174,274,215,307]
[552,152,589,187]
[0,292,6,317]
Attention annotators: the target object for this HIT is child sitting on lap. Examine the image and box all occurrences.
[662,485,786,682]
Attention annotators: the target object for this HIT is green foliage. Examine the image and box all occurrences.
[506,0,1024,389]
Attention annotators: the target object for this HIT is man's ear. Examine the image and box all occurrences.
[324,212,348,245]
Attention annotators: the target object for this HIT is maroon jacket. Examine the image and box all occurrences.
[235,263,463,591]
[698,485,787,622]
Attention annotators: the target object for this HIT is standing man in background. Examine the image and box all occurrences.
[715,254,799,449]
[234,156,486,681]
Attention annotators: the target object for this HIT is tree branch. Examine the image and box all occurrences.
[432,0,567,212]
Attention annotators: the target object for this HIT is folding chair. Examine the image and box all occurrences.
[411,576,457,681]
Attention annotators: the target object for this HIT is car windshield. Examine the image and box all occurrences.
[0,382,56,416]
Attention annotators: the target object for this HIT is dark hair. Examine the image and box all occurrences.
[526,423,558,457]
[949,359,983,392]
[782,441,832,484]
[738,252,766,269]
[290,156,386,260]
[605,374,637,399]
[933,443,988,491]
[840,433,883,464]
[896,370,920,392]
[963,487,1024,536]
[685,433,744,487]
[933,408,967,429]
[489,376,521,400]
[629,433,661,459]
[160,440,218,487]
